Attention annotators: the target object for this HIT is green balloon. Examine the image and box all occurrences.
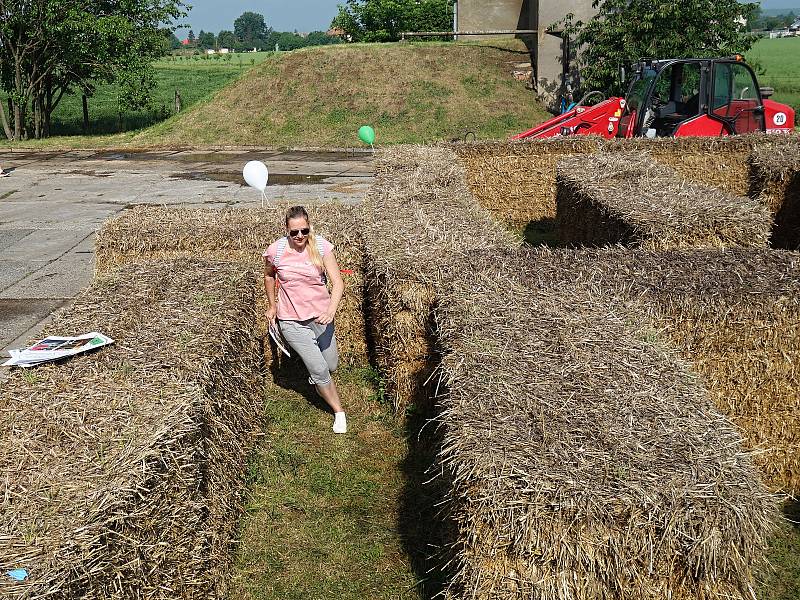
[358,125,375,145]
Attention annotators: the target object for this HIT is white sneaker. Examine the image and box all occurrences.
[332,411,347,434]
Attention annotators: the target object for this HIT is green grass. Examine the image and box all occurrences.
[759,502,800,600]
[747,37,800,114]
[128,40,551,148]
[1,41,549,148]
[231,361,437,600]
[0,52,273,139]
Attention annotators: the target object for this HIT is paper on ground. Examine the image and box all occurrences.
[3,332,114,367]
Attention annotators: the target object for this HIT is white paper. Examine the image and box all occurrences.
[268,323,291,357]
[3,332,114,367]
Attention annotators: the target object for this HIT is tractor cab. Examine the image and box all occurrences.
[618,57,781,138]
[511,56,794,141]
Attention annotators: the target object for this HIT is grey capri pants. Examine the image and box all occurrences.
[279,319,339,386]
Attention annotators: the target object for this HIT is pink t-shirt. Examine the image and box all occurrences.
[263,236,334,321]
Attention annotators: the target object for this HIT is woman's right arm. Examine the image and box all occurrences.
[264,257,277,324]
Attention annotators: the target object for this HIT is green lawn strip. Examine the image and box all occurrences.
[759,501,800,600]
[231,364,424,600]
[748,37,800,113]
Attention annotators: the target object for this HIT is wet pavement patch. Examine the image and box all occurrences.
[170,171,330,185]
[64,170,113,178]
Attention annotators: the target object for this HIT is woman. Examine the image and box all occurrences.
[263,206,347,434]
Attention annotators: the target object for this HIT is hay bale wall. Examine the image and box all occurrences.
[362,145,519,412]
[604,135,759,196]
[749,136,800,249]
[535,247,800,494]
[95,205,368,365]
[454,136,773,234]
[0,258,262,599]
[453,138,603,229]
[556,153,772,250]
[433,248,776,600]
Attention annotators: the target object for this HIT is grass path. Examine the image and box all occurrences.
[231,362,434,600]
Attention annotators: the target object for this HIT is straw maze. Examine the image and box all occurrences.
[0,135,798,599]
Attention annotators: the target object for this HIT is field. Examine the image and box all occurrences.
[0,41,550,148]
[0,52,273,138]
[747,36,800,114]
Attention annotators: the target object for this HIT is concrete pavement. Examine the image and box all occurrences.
[0,148,373,364]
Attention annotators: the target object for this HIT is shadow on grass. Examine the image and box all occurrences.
[397,397,453,599]
[783,497,800,530]
[523,217,562,247]
[263,331,452,599]
[267,346,333,415]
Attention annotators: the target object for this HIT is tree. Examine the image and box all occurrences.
[275,32,306,51]
[304,31,343,46]
[198,30,216,49]
[562,0,758,96]
[0,0,186,140]
[234,11,272,49]
[331,0,452,42]
[217,30,238,50]
[187,28,196,44]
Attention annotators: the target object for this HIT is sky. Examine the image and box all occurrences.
[174,0,342,37]
[173,0,799,38]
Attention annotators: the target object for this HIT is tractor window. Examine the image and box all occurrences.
[625,69,656,112]
[711,62,763,134]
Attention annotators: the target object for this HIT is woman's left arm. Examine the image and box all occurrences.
[316,251,345,325]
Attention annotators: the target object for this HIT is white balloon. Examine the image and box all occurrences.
[243,160,269,192]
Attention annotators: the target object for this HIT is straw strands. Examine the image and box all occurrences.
[433,247,777,600]
[749,135,800,249]
[362,145,519,412]
[453,138,603,228]
[454,136,777,231]
[95,205,368,365]
[556,153,772,250]
[531,246,800,494]
[603,135,760,196]
[0,258,262,599]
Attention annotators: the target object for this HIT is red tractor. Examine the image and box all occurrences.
[513,56,795,140]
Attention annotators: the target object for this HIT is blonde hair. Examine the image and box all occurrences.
[286,206,324,271]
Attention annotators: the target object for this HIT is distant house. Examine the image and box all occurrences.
[206,49,216,55]
[790,17,800,32]
[455,0,597,103]
[327,27,351,42]
[180,38,190,46]
[219,48,230,54]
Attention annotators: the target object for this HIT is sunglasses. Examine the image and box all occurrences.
[289,228,310,237]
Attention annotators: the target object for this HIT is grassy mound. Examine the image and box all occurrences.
[130,41,550,148]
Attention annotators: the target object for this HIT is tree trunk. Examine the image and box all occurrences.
[0,98,12,141]
[34,89,42,140]
[45,75,52,137]
[82,95,89,134]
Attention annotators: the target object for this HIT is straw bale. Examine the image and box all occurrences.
[362,145,519,412]
[526,246,800,494]
[749,135,800,249]
[453,138,604,228]
[433,247,776,600]
[604,135,763,196]
[0,258,262,598]
[95,205,368,365]
[556,152,772,250]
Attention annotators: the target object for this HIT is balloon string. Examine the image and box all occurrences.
[370,143,374,155]
[261,189,267,208]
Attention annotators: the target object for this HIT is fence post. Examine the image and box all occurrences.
[82,95,89,134]
[174,89,182,113]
